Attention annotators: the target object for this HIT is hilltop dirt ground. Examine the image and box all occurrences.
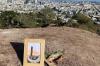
[0,27,100,66]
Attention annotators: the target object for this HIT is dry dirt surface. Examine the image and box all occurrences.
[0,27,100,66]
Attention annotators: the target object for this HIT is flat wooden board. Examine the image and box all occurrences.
[23,39,45,66]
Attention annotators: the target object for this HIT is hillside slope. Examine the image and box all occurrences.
[0,27,100,66]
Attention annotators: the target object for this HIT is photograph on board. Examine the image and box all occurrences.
[27,42,41,63]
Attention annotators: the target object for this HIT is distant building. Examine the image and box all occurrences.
[7,0,12,3]
[24,0,37,4]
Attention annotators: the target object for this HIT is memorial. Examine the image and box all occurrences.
[23,39,45,66]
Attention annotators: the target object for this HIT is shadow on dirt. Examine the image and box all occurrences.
[11,42,24,65]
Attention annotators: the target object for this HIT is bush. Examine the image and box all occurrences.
[71,12,99,33]
[0,11,18,28]
[40,7,56,20]
[72,13,91,24]
[66,19,79,28]
[54,17,65,26]
[14,13,38,28]
[96,28,100,35]
[36,18,49,27]
[0,7,57,28]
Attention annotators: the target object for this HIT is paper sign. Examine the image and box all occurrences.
[23,39,45,66]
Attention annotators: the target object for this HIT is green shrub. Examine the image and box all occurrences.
[0,7,57,28]
[96,28,100,35]
[0,11,19,28]
[36,18,49,27]
[40,7,56,20]
[54,17,65,26]
[16,13,39,28]
[72,13,91,24]
[66,19,79,28]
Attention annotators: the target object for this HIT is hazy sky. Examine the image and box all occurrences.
[77,0,100,2]
[77,0,98,1]
[53,0,100,2]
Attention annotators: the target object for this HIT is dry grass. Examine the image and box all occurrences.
[0,27,100,66]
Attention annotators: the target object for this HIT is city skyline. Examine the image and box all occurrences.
[51,0,100,2]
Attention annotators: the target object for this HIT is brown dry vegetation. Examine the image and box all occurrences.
[0,27,100,66]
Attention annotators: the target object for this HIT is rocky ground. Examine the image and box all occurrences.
[0,27,100,66]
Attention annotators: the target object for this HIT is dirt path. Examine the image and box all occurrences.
[0,27,100,66]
